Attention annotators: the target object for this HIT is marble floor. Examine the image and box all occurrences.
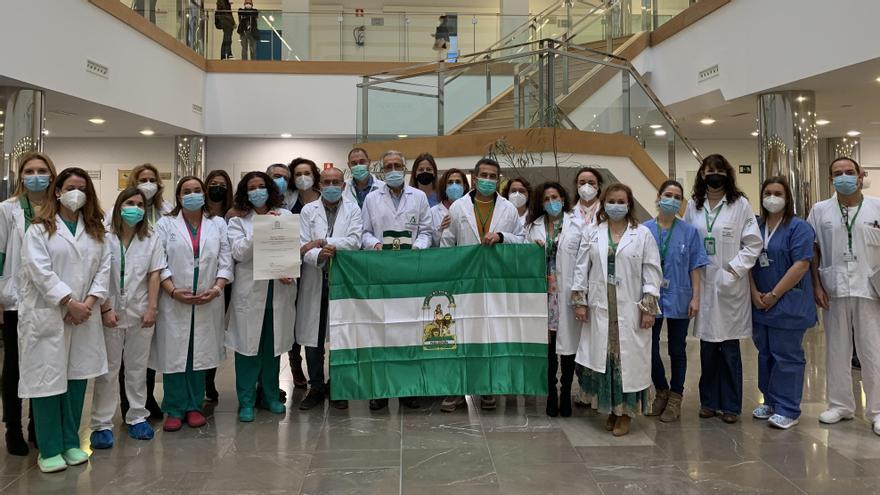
[0,328,878,494]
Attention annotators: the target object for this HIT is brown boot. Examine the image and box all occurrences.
[647,389,669,416]
[605,413,617,431]
[660,392,682,423]
[612,415,631,436]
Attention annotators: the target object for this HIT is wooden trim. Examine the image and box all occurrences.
[206,60,420,75]
[650,0,731,46]
[356,128,667,188]
[89,0,207,70]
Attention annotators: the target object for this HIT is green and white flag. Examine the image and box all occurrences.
[328,244,548,400]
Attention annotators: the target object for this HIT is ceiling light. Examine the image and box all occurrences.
[397,134,408,138]
[0,110,4,115]
[816,119,830,126]
[699,117,716,125]
[269,15,275,22]
[876,77,880,83]
[42,129,49,135]
[88,118,105,125]
[139,129,155,136]
[649,124,662,129]
[751,131,759,137]
[0,123,3,128]
[653,129,667,136]
[846,130,861,137]
[796,96,807,102]
[280,133,292,138]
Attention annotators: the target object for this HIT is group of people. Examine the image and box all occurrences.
[215,0,260,60]
[0,147,877,473]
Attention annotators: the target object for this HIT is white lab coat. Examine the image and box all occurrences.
[18,216,112,398]
[151,213,234,373]
[572,200,600,229]
[683,196,762,342]
[226,209,297,357]
[440,192,526,246]
[361,184,433,249]
[105,231,166,329]
[0,198,29,309]
[527,212,587,355]
[344,175,385,208]
[295,199,363,347]
[571,222,662,393]
[430,202,449,247]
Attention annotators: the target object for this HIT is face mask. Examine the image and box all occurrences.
[182,192,205,211]
[833,174,859,195]
[273,177,288,192]
[508,192,527,208]
[544,199,563,217]
[59,189,86,212]
[248,188,269,208]
[23,175,51,192]
[578,183,598,201]
[445,183,464,201]
[351,164,369,181]
[207,185,227,202]
[385,171,405,188]
[121,206,145,226]
[416,172,434,186]
[658,197,681,215]
[137,181,158,200]
[762,195,785,214]
[476,178,497,196]
[294,175,314,191]
[604,203,629,221]
[704,173,728,190]
[321,185,343,203]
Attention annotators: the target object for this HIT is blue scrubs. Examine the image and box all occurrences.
[751,217,817,419]
[644,219,709,394]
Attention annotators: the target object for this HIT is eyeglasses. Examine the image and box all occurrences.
[383,163,406,172]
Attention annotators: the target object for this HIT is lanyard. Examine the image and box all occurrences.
[120,236,134,293]
[654,218,676,262]
[607,223,620,253]
[186,217,202,259]
[704,201,724,235]
[838,199,863,253]
[545,216,562,253]
[18,196,33,232]
[474,199,495,235]
[762,219,781,251]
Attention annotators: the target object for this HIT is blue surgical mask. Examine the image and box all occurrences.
[476,178,497,196]
[182,192,205,211]
[446,183,464,201]
[544,199,563,217]
[351,164,369,181]
[321,185,343,203]
[274,177,288,192]
[833,174,859,195]
[248,188,268,208]
[385,171,405,188]
[658,197,681,215]
[23,174,51,192]
[604,203,629,220]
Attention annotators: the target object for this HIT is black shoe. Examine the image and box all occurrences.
[400,397,420,409]
[299,389,325,410]
[369,398,389,411]
[292,365,308,390]
[206,384,219,402]
[331,399,349,410]
[279,389,287,404]
[546,393,559,417]
[146,398,164,420]
[5,428,28,456]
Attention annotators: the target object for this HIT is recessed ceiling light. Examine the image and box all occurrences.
[751,131,759,137]
[280,133,293,138]
[699,118,716,125]
[876,76,880,83]
[88,118,105,125]
[653,129,667,136]
[816,119,830,126]
[139,129,155,136]
[846,130,861,137]
[397,134,408,138]
[42,129,49,135]
[0,110,4,115]
[0,123,3,128]
[796,96,807,102]
[649,124,662,129]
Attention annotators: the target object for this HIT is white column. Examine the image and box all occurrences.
[282,0,310,60]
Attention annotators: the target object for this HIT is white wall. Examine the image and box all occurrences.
[204,137,354,179]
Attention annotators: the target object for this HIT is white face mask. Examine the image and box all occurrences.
[59,189,87,212]
[138,181,158,200]
[294,175,314,191]
[762,195,786,214]
[508,192,527,208]
[578,183,598,201]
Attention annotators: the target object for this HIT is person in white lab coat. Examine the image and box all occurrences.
[571,183,662,436]
[809,157,880,435]
[226,171,296,422]
[89,188,165,450]
[502,177,531,228]
[361,150,432,410]
[526,181,585,418]
[439,157,526,412]
[19,167,111,473]
[430,168,470,247]
[572,166,604,227]
[0,152,57,457]
[345,147,384,208]
[153,176,233,432]
[296,167,363,411]
[683,154,762,424]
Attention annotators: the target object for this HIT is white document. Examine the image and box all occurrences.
[253,214,301,280]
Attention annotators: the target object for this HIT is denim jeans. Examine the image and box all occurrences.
[651,318,690,395]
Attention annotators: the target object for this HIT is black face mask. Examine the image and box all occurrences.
[208,185,228,202]
[416,172,435,186]
[705,173,728,190]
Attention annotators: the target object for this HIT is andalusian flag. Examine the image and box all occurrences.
[328,244,549,400]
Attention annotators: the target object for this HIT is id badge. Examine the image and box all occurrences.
[704,236,716,256]
[661,278,670,289]
[758,251,770,267]
[843,251,856,262]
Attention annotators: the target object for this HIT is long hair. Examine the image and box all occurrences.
[233,171,283,213]
[692,154,745,210]
[289,157,321,193]
[596,183,639,228]
[111,188,152,240]
[169,176,214,217]
[127,163,166,208]
[205,169,234,212]
[527,181,571,225]
[35,167,105,241]
[501,176,531,199]
[409,153,439,189]
[12,152,58,199]
[437,168,470,203]
[760,176,795,224]
[573,166,604,198]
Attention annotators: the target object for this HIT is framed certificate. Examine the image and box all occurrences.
[252,214,301,280]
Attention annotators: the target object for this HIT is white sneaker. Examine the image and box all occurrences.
[873,420,880,436]
[819,409,854,424]
[768,414,799,429]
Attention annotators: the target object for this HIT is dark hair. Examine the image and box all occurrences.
[233,171,283,213]
[348,147,370,163]
[692,154,745,210]
[657,179,685,197]
[438,168,470,203]
[205,170,234,211]
[596,183,639,227]
[760,176,795,224]
[289,157,321,193]
[409,153,439,189]
[35,167,106,241]
[829,156,861,176]
[111,188,151,240]
[170,176,214,217]
[527,181,571,225]
[473,157,501,178]
[502,176,531,199]
[573,166,604,198]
